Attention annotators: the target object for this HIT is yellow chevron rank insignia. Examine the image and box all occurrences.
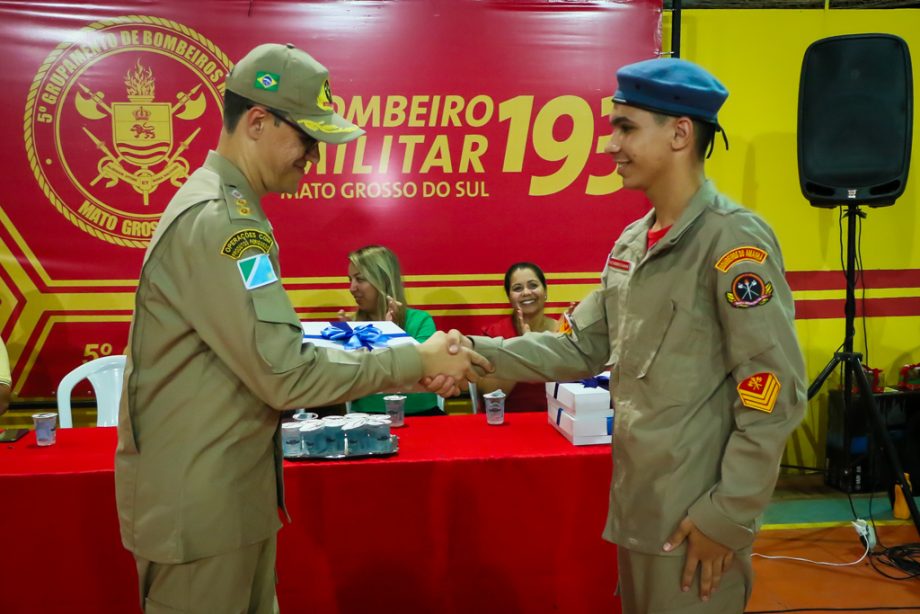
[737,372,781,413]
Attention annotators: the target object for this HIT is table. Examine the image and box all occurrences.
[0,413,618,614]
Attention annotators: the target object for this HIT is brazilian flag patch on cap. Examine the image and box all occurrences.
[237,253,278,290]
[254,71,280,92]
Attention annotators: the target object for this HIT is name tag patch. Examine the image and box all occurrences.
[738,372,781,413]
[237,253,278,290]
[607,257,632,273]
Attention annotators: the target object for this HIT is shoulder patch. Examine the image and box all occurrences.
[237,253,278,290]
[221,229,274,259]
[715,246,767,272]
[725,272,773,308]
[738,372,780,413]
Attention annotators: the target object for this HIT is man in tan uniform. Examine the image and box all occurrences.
[445,59,806,613]
[115,43,489,613]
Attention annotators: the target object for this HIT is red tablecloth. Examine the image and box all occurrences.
[0,413,618,614]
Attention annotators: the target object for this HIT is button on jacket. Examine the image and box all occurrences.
[472,181,806,554]
[116,151,424,564]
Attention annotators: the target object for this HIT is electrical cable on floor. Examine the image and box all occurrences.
[752,540,869,567]
[866,490,920,580]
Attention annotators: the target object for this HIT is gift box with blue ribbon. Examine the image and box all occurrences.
[544,372,611,417]
[301,321,416,351]
[547,396,613,446]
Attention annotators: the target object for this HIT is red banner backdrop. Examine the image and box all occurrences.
[0,0,661,401]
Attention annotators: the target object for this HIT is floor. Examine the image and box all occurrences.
[749,473,920,613]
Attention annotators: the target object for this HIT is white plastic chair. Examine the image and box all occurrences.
[56,355,126,428]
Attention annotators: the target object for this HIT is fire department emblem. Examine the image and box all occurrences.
[725,272,773,309]
[24,17,232,247]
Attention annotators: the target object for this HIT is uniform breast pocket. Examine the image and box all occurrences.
[621,299,676,379]
[623,300,710,406]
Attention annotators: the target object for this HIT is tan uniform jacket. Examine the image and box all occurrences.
[472,181,806,555]
[115,151,424,564]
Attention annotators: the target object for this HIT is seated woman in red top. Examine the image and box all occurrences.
[477,262,568,412]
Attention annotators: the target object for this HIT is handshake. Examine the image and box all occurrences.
[415,330,490,397]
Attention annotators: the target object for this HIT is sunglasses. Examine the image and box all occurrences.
[252,105,319,152]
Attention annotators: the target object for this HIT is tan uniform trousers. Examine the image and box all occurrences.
[617,545,752,614]
[135,536,279,614]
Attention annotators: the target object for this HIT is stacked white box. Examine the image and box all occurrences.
[546,373,613,446]
[547,398,612,446]
[544,372,611,416]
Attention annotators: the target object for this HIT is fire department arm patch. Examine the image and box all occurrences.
[737,372,781,413]
[725,272,773,308]
[221,229,274,259]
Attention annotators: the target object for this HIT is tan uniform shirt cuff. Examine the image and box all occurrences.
[687,493,755,551]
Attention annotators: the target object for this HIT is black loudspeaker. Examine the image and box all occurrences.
[798,34,913,208]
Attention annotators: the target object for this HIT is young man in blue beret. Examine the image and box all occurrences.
[442,58,806,612]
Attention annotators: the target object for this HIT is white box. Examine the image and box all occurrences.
[301,321,417,351]
[547,397,612,446]
[545,372,611,416]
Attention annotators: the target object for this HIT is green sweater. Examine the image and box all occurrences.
[350,308,440,414]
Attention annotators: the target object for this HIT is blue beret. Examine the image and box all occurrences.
[613,58,728,127]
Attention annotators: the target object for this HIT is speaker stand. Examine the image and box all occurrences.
[808,204,920,537]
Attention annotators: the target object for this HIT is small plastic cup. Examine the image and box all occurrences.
[366,417,392,453]
[281,422,303,456]
[343,418,369,455]
[32,412,58,446]
[322,416,347,455]
[483,390,506,425]
[292,410,319,422]
[299,421,327,456]
[383,395,406,427]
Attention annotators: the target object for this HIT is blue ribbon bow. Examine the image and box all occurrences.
[303,321,408,351]
[580,374,610,390]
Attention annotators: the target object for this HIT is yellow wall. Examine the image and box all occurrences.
[664,9,920,469]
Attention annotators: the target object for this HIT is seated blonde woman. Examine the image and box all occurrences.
[339,245,443,416]
[477,262,571,412]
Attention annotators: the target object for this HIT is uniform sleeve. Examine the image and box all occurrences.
[471,286,612,383]
[173,218,424,410]
[687,216,807,550]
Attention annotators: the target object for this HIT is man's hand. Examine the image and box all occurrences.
[444,329,472,355]
[663,516,734,602]
[417,331,491,395]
